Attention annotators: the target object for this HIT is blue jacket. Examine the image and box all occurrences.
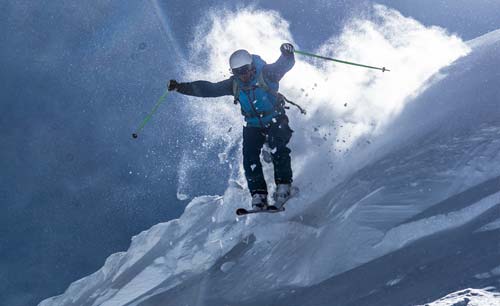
[177,52,295,127]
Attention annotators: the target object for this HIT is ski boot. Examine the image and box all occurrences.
[251,193,269,211]
[273,183,292,208]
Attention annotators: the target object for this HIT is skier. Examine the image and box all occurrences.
[168,43,296,210]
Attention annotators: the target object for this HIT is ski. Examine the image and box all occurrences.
[236,205,284,216]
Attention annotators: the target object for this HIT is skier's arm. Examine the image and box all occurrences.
[263,43,295,83]
[168,78,233,97]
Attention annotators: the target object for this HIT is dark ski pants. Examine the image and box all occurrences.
[243,115,293,195]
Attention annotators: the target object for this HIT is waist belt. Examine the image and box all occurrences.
[242,109,280,119]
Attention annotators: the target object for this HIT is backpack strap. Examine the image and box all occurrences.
[232,72,306,115]
[257,71,306,114]
[232,78,239,105]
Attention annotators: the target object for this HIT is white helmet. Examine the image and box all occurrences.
[229,49,252,70]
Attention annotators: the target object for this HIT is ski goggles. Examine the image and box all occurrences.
[232,64,253,76]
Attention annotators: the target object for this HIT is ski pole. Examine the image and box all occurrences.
[132,88,169,139]
[294,50,390,72]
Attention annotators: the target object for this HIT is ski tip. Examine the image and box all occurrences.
[236,208,248,216]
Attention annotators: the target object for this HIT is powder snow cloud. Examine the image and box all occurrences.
[177,4,469,198]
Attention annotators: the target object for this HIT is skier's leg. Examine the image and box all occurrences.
[243,126,267,195]
[268,115,293,184]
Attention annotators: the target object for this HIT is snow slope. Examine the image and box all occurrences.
[40,27,500,306]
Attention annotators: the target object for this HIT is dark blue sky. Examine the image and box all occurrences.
[1,1,499,305]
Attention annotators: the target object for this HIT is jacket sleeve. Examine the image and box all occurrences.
[176,78,233,98]
[263,53,295,83]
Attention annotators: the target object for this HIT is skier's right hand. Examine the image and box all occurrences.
[168,79,179,91]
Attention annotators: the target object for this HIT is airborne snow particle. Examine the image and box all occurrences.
[65,153,74,162]
[220,261,236,273]
[177,192,189,201]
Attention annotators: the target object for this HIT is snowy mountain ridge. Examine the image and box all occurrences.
[40,27,500,306]
[417,288,500,306]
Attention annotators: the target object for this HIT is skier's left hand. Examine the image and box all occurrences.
[168,79,179,91]
[280,43,294,55]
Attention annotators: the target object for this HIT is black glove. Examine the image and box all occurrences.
[168,79,179,91]
[280,43,294,55]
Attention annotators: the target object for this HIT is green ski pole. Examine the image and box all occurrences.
[132,88,170,139]
[294,50,390,72]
